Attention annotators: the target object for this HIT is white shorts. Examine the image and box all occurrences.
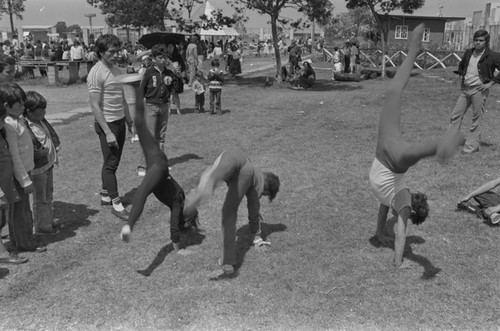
[369,158,410,212]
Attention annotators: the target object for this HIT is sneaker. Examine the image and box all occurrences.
[121,224,131,242]
[112,208,129,221]
[218,258,234,275]
[130,135,139,143]
[101,200,112,206]
[137,168,146,177]
[490,213,500,225]
[0,254,28,264]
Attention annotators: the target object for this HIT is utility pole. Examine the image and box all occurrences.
[84,13,96,43]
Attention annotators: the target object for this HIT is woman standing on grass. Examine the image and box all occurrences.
[369,24,464,268]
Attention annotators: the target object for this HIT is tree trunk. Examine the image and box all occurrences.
[8,0,14,35]
[270,16,282,84]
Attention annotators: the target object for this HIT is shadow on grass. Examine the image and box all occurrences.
[169,153,204,167]
[369,218,441,280]
[208,222,287,281]
[232,222,287,275]
[137,229,206,277]
[0,268,9,279]
[226,75,363,92]
[36,201,97,246]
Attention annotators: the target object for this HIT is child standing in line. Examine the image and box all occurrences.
[24,91,61,235]
[2,82,46,252]
[207,58,224,115]
[0,100,27,264]
[192,70,206,113]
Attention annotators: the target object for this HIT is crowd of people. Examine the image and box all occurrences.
[0,25,499,277]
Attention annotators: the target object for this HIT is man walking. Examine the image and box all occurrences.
[448,30,500,154]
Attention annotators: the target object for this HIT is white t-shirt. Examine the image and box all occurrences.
[87,61,126,123]
[464,50,484,87]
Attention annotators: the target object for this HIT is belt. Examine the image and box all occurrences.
[461,84,480,91]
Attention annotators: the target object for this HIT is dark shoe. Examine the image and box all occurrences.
[101,200,112,206]
[35,228,60,236]
[112,208,129,221]
[0,254,28,264]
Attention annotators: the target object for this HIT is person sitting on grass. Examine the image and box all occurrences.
[457,177,500,225]
[290,59,316,89]
[120,78,198,255]
[183,149,280,275]
[368,24,465,268]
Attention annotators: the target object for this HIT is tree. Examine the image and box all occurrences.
[0,0,25,35]
[87,0,239,33]
[325,7,375,47]
[345,0,424,77]
[229,0,334,84]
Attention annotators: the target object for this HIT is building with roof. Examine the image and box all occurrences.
[22,25,57,42]
[376,14,465,48]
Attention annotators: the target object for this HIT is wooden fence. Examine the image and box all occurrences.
[323,48,465,70]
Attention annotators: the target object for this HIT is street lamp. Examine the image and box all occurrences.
[84,13,96,43]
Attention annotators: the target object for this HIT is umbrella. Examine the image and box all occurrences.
[138,32,186,49]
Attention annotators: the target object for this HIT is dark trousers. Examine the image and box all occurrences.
[8,181,38,251]
[195,93,205,111]
[344,55,351,73]
[209,90,221,114]
[94,118,126,200]
[128,93,185,243]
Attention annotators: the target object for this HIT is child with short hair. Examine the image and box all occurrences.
[192,70,206,113]
[2,82,46,252]
[0,99,28,263]
[24,91,61,235]
[207,58,224,115]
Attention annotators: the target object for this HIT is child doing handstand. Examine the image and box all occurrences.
[369,24,465,268]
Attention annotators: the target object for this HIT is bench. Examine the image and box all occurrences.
[18,60,95,85]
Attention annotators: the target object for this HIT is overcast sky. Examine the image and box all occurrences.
[3,0,490,29]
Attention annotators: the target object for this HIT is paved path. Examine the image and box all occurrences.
[46,58,288,125]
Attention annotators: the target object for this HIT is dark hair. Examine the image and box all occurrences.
[151,43,167,57]
[473,30,490,47]
[0,82,26,107]
[24,91,47,114]
[410,192,428,225]
[211,58,220,67]
[264,172,280,202]
[95,34,121,59]
[0,54,15,73]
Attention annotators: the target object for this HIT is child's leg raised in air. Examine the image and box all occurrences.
[121,83,170,242]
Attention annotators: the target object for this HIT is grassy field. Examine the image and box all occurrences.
[2,59,500,330]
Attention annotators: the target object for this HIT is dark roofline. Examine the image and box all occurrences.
[377,14,465,22]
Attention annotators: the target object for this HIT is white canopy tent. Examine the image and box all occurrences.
[197,1,239,37]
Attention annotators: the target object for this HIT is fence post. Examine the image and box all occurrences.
[46,62,59,86]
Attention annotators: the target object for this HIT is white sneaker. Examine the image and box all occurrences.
[218,258,234,275]
[121,225,131,242]
[137,168,146,177]
[130,135,139,143]
[490,213,500,225]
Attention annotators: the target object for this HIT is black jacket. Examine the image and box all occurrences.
[454,47,500,85]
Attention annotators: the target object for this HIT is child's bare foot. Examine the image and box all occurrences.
[437,132,465,162]
[410,23,425,50]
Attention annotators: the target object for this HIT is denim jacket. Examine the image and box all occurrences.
[455,47,500,85]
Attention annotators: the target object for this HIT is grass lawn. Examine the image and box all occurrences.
[2,59,500,330]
